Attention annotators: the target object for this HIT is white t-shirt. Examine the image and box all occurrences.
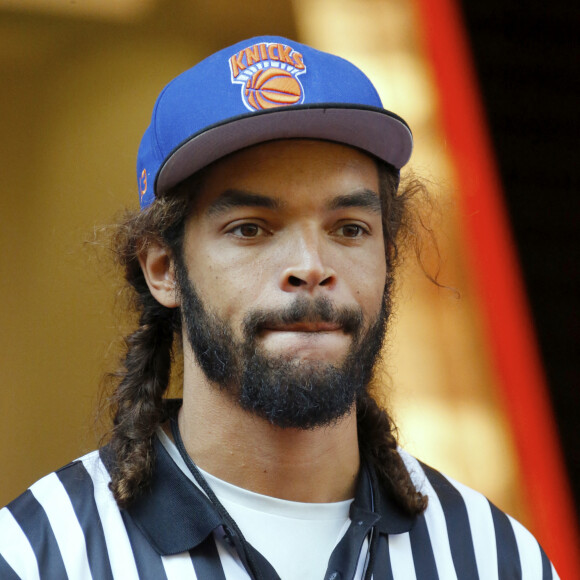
[158,429,353,580]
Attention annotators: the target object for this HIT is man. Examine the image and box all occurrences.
[0,36,557,579]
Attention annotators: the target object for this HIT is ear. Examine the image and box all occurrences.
[138,243,180,308]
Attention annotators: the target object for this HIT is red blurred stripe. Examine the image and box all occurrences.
[412,0,580,575]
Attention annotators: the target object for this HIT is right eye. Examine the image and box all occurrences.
[228,223,264,238]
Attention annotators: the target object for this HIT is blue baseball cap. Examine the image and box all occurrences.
[137,35,413,209]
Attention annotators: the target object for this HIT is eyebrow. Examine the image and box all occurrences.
[326,189,382,214]
[205,187,382,216]
[206,189,283,216]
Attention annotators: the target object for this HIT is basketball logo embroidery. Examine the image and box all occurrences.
[139,168,148,199]
[229,41,306,111]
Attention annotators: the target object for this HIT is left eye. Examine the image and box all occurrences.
[338,224,366,238]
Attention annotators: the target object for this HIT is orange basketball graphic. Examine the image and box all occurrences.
[244,68,302,110]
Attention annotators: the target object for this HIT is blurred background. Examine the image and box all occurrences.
[0,0,577,574]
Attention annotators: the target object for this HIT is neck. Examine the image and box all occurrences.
[177,360,360,503]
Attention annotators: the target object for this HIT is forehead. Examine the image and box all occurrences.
[191,139,381,213]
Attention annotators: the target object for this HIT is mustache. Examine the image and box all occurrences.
[242,296,364,337]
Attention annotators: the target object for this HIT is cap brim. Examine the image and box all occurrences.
[155,104,412,194]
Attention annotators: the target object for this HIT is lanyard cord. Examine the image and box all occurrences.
[170,416,378,580]
[169,417,267,580]
[363,464,380,580]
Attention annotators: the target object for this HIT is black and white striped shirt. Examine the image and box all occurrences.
[0,435,558,579]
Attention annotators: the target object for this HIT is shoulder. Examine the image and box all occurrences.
[0,450,119,579]
[1,450,109,516]
[397,449,559,579]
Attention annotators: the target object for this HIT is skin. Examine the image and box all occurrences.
[141,140,387,503]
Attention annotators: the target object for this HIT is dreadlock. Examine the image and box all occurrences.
[104,192,191,508]
[104,158,430,515]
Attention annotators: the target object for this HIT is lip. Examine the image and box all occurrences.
[262,322,342,332]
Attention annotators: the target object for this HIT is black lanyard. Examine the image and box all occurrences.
[170,417,379,580]
[170,417,278,580]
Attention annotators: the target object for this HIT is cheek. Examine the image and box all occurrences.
[348,251,387,315]
[358,272,387,313]
[187,248,275,319]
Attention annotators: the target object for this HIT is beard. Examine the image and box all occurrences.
[175,260,390,429]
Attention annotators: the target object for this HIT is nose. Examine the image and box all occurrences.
[279,229,336,293]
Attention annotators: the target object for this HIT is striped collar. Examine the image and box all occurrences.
[102,432,416,557]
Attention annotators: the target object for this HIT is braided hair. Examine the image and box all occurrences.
[105,193,190,508]
[104,161,429,515]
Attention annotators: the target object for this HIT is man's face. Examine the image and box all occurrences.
[175,140,389,428]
